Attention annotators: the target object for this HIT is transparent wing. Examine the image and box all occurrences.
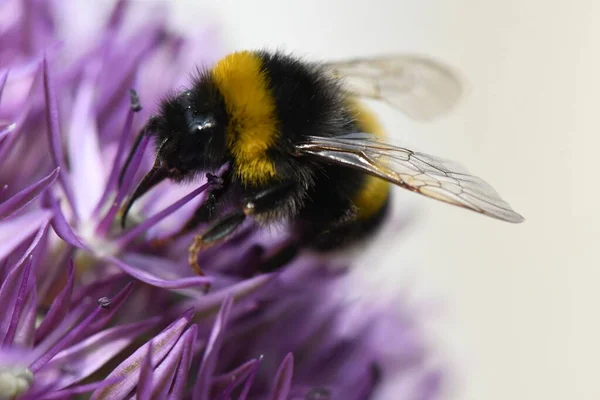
[325,55,463,121]
[296,133,524,223]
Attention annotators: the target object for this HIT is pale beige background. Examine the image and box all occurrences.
[107,1,599,399]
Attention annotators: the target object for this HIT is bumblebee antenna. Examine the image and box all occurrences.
[118,89,154,188]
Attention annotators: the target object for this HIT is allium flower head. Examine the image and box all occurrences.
[0,1,445,399]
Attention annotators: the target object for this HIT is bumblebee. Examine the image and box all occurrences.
[120,50,524,275]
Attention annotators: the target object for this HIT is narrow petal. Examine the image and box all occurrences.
[1,257,32,346]
[114,134,149,199]
[43,192,86,249]
[116,181,212,249]
[122,253,196,284]
[104,255,213,289]
[267,353,294,400]
[95,134,149,234]
[151,324,196,399]
[168,325,198,400]
[0,209,52,261]
[4,222,48,278]
[0,69,8,104]
[0,167,59,220]
[32,377,125,400]
[213,359,260,399]
[178,274,275,312]
[91,311,193,400]
[39,318,159,390]
[83,282,136,335]
[71,273,128,305]
[93,103,136,218]
[193,296,233,400]
[13,280,37,348]
[238,356,263,400]
[31,302,88,363]
[0,121,16,141]
[42,56,78,219]
[30,283,134,373]
[35,260,75,342]
[95,23,163,114]
[106,0,129,30]
[136,342,154,400]
[67,63,106,220]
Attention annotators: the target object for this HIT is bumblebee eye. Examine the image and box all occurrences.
[188,115,216,135]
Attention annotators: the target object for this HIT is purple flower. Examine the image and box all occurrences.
[0,0,445,399]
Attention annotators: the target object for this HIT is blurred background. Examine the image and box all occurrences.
[75,1,599,399]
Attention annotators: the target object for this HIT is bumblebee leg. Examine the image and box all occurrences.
[151,171,231,247]
[188,210,247,275]
[187,180,297,274]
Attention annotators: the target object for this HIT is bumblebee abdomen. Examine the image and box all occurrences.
[290,98,391,250]
[347,100,391,221]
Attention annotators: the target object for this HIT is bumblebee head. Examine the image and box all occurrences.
[120,85,228,227]
[154,87,229,177]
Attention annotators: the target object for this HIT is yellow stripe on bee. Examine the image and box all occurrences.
[348,99,391,220]
[210,51,278,185]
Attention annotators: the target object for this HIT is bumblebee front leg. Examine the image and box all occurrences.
[150,171,231,247]
[188,180,296,275]
[188,210,247,275]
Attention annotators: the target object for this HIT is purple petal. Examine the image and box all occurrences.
[0,121,16,141]
[90,312,193,400]
[67,63,106,220]
[168,325,198,400]
[83,282,136,335]
[71,273,128,305]
[0,67,39,165]
[33,377,125,400]
[44,192,87,249]
[4,222,48,278]
[35,260,75,343]
[0,167,59,220]
[114,134,149,199]
[148,327,190,399]
[136,341,154,400]
[122,253,197,284]
[0,69,8,104]
[30,283,134,373]
[95,134,149,234]
[95,23,163,114]
[31,302,88,365]
[267,353,294,400]
[42,56,78,220]
[104,255,213,289]
[13,279,37,348]
[106,0,129,30]
[238,356,263,400]
[213,359,260,399]
[2,256,32,346]
[0,210,52,261]
[116,181,212,248]
[39,318,159,390]
[193,296,233,400]
[178,273,275,309]
[93,103,136,218]
[416,369,444,400]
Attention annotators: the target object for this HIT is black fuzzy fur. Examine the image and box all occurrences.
[148,50,389,251]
